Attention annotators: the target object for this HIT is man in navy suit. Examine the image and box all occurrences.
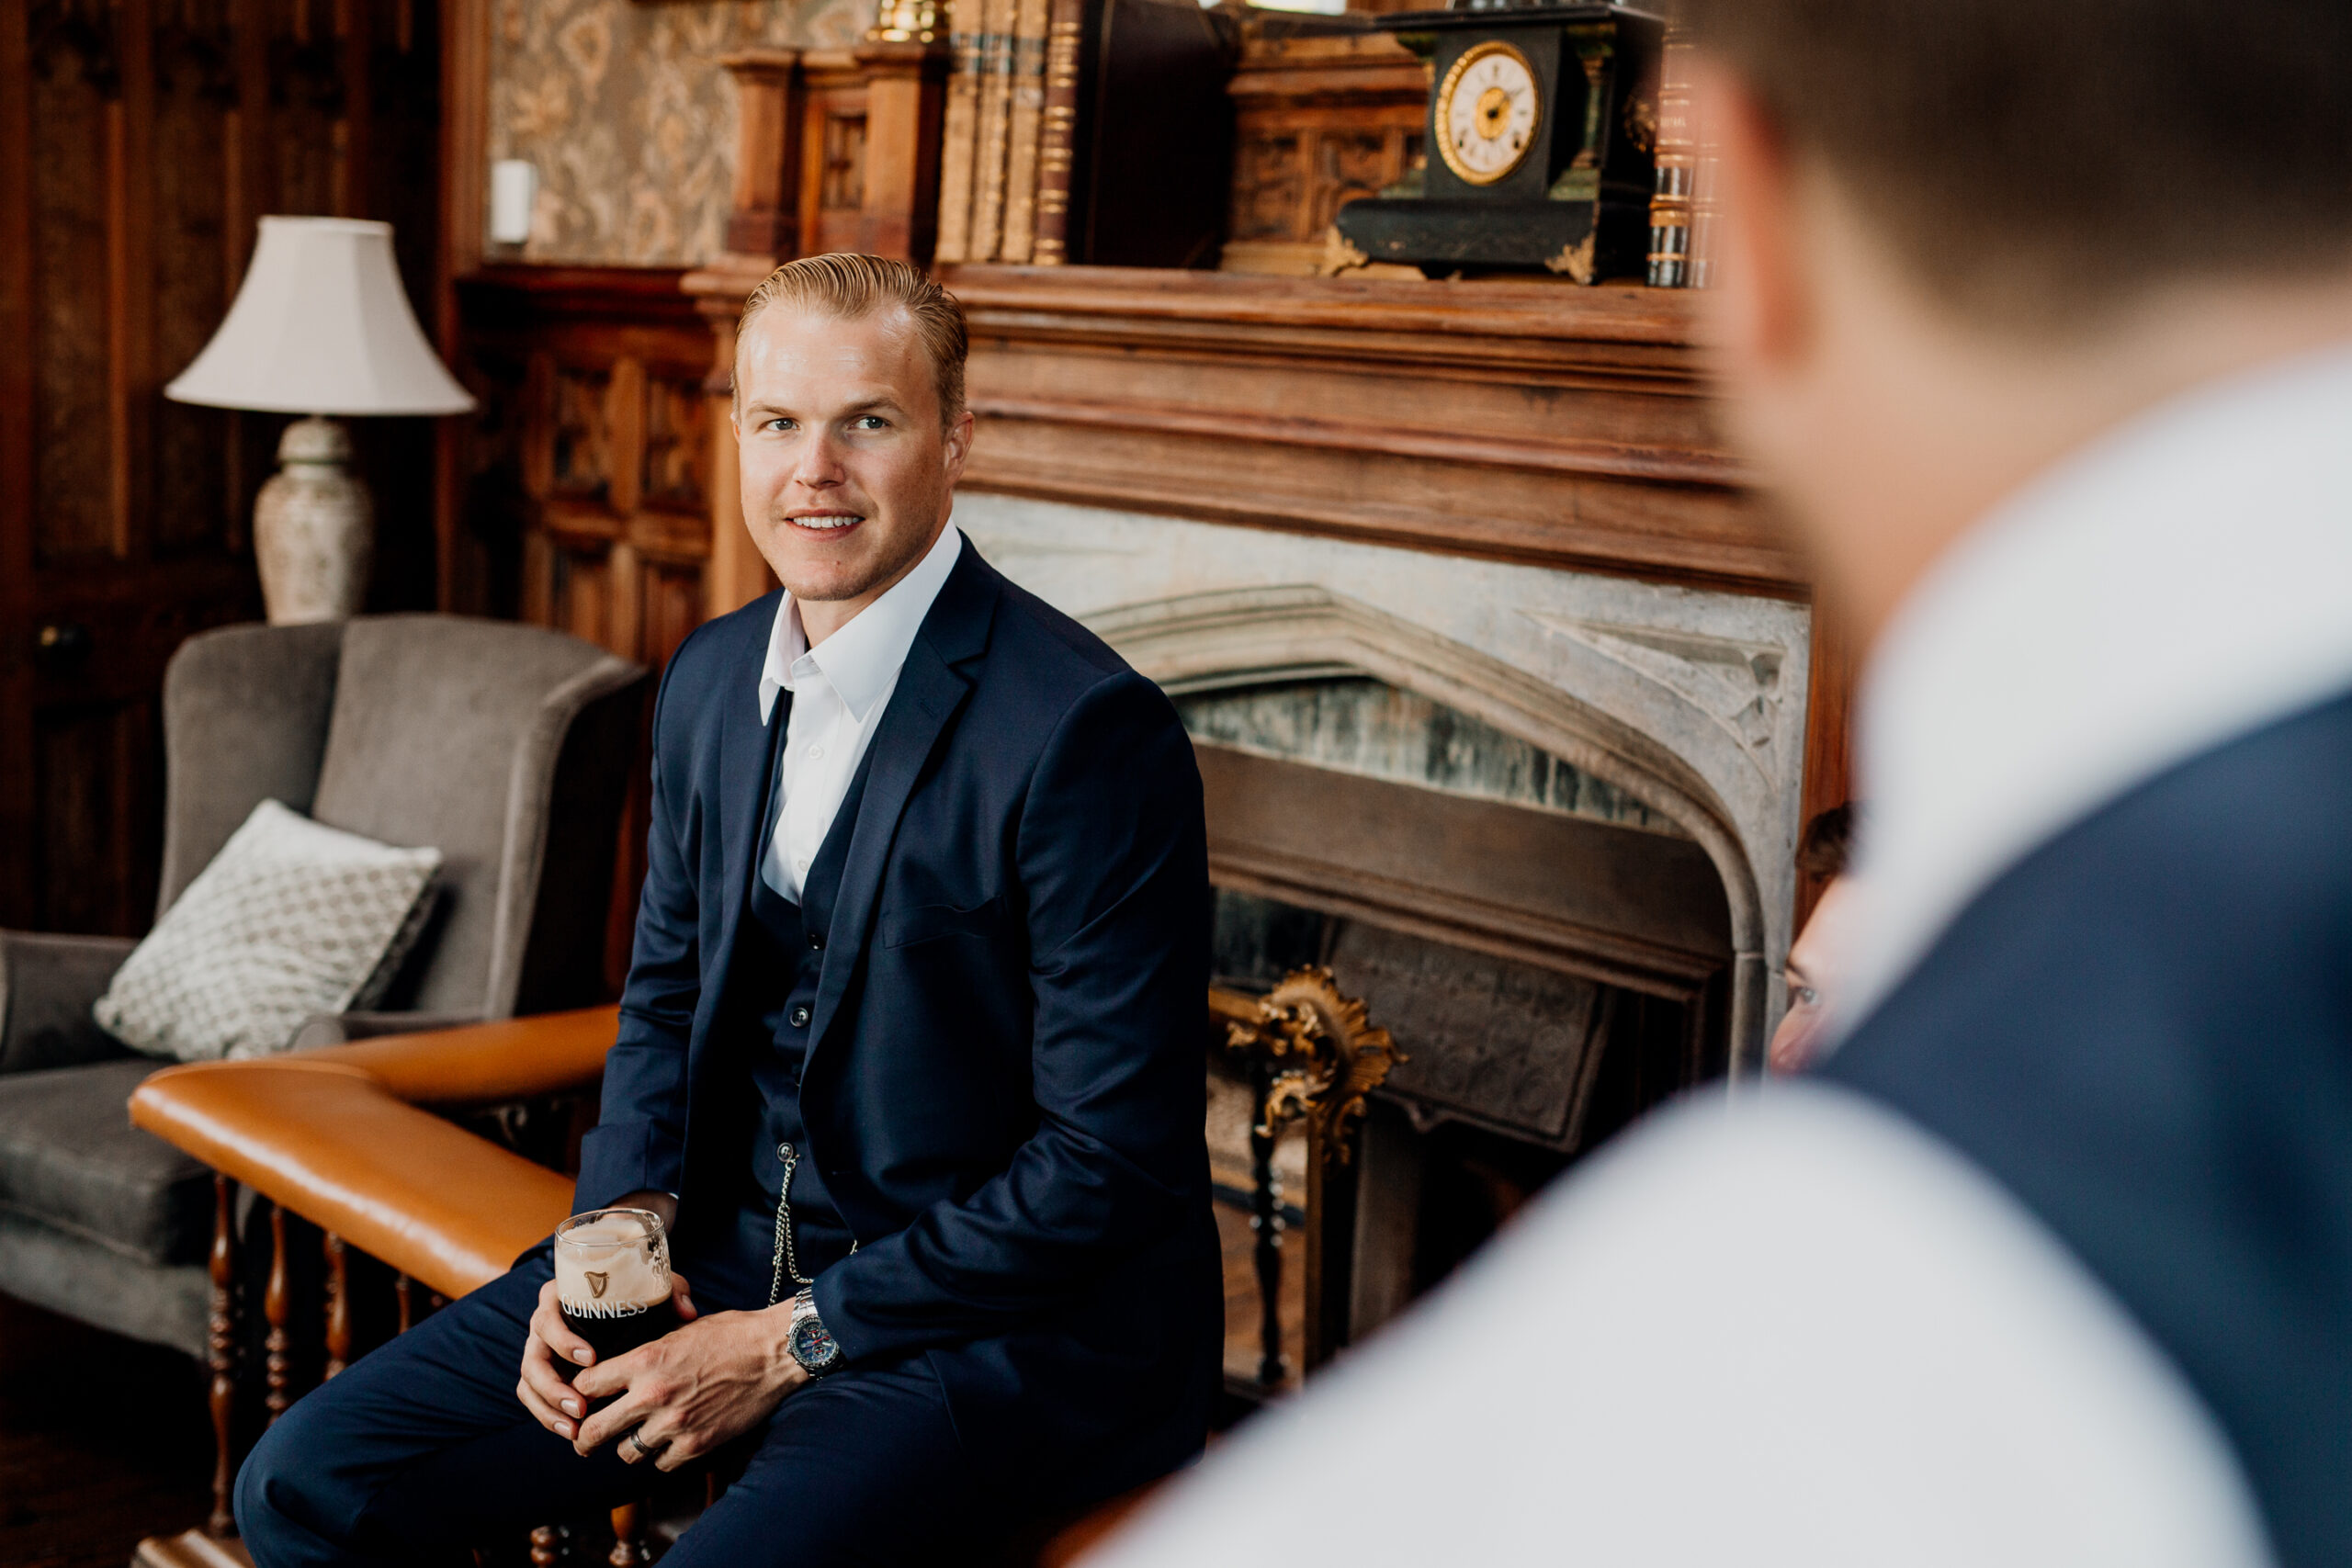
[236,254,1222,1566]
[1092,2,2352,1566]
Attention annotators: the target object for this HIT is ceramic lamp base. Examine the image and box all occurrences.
[254,415,372,626]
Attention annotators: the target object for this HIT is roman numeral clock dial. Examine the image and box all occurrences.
[1438,42,1541,186]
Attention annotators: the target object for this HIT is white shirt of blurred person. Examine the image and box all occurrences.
[1082,0,2352,1562]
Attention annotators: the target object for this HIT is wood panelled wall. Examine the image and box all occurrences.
[449,264,734,987]
[0,0,444,935]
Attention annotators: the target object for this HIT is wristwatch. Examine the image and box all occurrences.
[786,1287,843,1378]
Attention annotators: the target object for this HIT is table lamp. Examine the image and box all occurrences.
[166,216,475,625]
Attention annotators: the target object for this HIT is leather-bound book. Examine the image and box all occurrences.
[1687,75,1723,288]
[1645,12,1695,288]
[998,0,1055,264]
[1029,0,1089,265]
[1034,0,1239,267]
[967,0,1022,261]
[933,0,985,264]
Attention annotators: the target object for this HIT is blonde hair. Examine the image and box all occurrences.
[737,254,967,428]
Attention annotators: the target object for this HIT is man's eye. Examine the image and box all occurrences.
[854,415,888,430]
[1792,987,1817,1007]
[763,418,795,433]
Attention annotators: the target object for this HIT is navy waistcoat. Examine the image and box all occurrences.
[686,699,873,1309]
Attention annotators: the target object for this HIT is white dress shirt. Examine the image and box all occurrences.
[1837,342,2352,1034]
[1090,344,2352,1568]
[759,525,962,903]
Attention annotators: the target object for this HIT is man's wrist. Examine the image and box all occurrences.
[608,1189,678,1233]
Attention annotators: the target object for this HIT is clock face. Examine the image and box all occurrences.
[1436,41,1542,187]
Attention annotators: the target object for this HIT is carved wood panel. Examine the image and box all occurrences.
[450,265,718,989]
[1222,33,1430,276]
[1,0,444,934]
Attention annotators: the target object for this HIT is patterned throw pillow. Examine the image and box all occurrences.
[94,799,442,1062]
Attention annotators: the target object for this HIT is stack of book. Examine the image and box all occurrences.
[1645,11,1720,288]
[933,0,1239,268]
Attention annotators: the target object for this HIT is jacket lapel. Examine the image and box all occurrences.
[707,630,786,1049]
[807,538,1001,1057]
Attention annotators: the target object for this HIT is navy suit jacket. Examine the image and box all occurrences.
[573,536,1224,1503]
[1827,688,2352,1568]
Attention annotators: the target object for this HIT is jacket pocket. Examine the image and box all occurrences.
[877,896,1008,950]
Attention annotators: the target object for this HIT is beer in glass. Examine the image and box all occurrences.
[553,1207,679,1368]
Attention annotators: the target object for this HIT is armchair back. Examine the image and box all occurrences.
[158,615,649,1022]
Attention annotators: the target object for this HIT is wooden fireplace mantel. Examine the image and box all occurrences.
[936,265,1802,597]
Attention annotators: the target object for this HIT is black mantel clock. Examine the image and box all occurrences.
[1336,3,1664,281]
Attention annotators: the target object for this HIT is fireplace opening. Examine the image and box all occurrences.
[1188,677,1736,1393]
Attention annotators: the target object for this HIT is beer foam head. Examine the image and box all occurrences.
[554,1208,671,1316]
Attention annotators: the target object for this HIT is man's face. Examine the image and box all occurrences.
[1768,874,1860,1075]
[731,304,973,631]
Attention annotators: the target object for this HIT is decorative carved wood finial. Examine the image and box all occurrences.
[1226,967,1401,1164]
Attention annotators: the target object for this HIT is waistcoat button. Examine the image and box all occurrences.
[790,1004,812,1028]
[808,931,823,951]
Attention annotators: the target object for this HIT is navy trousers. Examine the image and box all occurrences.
[234,1254,992,1568]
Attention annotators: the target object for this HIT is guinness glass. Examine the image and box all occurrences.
[553,1208,679,1368]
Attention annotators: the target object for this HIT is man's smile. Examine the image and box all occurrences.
[787,510,866,533]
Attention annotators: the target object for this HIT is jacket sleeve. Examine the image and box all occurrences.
[814,669,1210,1358]
[572,654,704,1212]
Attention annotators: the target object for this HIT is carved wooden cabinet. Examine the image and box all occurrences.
[453,267,715,673]
[718,45,952,267]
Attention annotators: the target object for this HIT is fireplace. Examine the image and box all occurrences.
[1188,675,1735,1374]
[956,490,1815,1384]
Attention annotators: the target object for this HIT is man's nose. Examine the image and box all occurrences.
[791,431,847,487]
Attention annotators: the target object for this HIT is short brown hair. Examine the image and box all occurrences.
[1690,0,2352,329]
[737,254,968,428]
[1795,803,1857,882]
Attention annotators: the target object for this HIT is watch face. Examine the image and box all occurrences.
[791,1316,839,1371]
[1437,41,1541,187]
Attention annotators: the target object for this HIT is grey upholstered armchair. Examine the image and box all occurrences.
[0,615,647,1358]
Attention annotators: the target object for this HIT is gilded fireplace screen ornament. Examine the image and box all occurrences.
[1227,967,1402,1165]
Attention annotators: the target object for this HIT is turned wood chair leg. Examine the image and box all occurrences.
[265,1201,293,1425]
[529,1523,562,1566]
[395,1270,416,1334]
[610,1502,650,1565]
[323,1232,352,1378]
[208,1173,239,1538]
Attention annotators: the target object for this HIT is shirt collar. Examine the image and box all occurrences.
[1835,340,2352,1040]
[759,525,963,726]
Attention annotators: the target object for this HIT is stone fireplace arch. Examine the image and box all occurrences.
[1081,583,1774,1073]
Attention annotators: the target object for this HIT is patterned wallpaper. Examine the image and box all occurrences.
[488,0,869,266]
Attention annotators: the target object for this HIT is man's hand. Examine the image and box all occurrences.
[571,1303,809,1471]
[515,1266,698,1445]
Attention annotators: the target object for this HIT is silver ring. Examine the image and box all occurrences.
[624,1427,657,1461]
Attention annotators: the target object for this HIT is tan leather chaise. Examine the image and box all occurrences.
[129,1006,618,1299]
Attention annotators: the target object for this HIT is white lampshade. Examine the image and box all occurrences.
[165,216,475,417]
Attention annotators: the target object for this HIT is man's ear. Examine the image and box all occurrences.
[942,408,975,484]
[1694,60,1813,379]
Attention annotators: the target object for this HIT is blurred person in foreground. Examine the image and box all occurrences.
[1090,1,2352,1564]
[1768,804,1858,1073]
